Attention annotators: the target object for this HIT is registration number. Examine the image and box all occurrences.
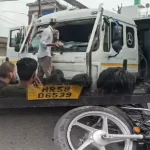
[27,85,83,100]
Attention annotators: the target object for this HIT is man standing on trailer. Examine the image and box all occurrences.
[38,18,59,79]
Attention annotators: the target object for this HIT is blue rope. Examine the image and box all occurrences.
[114,20,119,33]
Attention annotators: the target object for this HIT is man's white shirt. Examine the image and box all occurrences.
[38,25,53,58]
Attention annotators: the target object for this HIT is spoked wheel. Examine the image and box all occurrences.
[54,106,137,150]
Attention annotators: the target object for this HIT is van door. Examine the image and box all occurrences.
[101,21,138,76]
[53,5,103,80]
[18,21,39,62]
[7,26,26,64]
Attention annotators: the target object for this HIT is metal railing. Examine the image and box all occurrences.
[86,4,103,78]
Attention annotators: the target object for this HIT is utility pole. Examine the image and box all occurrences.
[38,0,42,18]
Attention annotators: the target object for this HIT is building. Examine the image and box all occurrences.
[120,0,150,19]
[26,0,67,24]
[121,5,145,19]
[0,36,7,65]
[134,0,141,5]
[0,25,9,57]
[0,36,7,56]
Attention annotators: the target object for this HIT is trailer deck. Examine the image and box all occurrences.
[0,93,149,108]
[0,84,148,108]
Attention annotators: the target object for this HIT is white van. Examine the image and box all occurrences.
[6,6,139,88]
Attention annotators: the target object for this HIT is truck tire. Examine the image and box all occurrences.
[54,106,137,150]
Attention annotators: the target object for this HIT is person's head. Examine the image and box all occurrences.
[0,62,17,83]
[5,57,9,61]
[16,58,38,85]
[49,18,57,27]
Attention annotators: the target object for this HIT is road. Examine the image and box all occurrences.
[0,107,134,150]
[0,107,71,150]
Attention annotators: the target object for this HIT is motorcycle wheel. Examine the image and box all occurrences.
[54,106,137,150]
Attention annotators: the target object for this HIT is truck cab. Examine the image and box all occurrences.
[7,7,139,89]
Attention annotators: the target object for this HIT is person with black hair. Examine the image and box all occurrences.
[97,67,136,95]
[0,58,42,97]
[5,57,9,61]
[0,62,17,89]
[38,18,60,79]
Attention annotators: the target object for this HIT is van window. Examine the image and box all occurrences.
[103,24,110,52]
[37,24,49,32]
[10,29,21,47]
[126,26,135,48]
[29,24,51,53]
[111,22,123,46]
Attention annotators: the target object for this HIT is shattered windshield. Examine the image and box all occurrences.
[56,19,95,52]
[31,18,96,53]
[62,41,88,52]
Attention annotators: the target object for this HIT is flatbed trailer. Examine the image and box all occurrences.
[1,85,150,150]
[0,93,149,108]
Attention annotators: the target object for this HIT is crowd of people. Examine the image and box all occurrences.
[0,57,42,98]
[0,18,63,98]
[0,57,136,98]
[0,17,136,98]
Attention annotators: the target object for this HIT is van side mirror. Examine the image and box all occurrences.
[14,32,22,52]
[103,17,110,26]
[109,40,122,58]
[112,25,122,41]
[111,22,123,53]
[14,44,20,52]
[112,40,122,53]
[15,33,22,46]
[14,44,26,53]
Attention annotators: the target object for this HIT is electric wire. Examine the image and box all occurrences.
[0,10,27,16]
[0,16,17,25]
[0,13,24,25]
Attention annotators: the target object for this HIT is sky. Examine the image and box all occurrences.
[0,0,149,37]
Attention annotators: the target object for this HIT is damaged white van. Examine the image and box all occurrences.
[7,5,138,88]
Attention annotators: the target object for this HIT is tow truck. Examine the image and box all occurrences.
[3,4,150,150]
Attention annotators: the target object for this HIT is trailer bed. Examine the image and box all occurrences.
[0,93,149,108]
[0,84,148,108]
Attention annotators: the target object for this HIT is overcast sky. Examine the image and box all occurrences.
[0,0,149,37]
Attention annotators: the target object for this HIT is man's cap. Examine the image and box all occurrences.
[50,18,57,23]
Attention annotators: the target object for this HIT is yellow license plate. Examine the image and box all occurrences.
[27,85,83,100]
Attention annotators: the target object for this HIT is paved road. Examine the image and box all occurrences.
[0,107,71,150]
[0,107,133,150]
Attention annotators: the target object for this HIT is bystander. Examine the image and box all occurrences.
[0,62,17,90]
[0,58,42,97]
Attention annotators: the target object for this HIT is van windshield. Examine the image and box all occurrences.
[30,18,98,53]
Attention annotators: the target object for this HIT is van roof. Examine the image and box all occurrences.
[134,17,150,21]
[37,8,136,26]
